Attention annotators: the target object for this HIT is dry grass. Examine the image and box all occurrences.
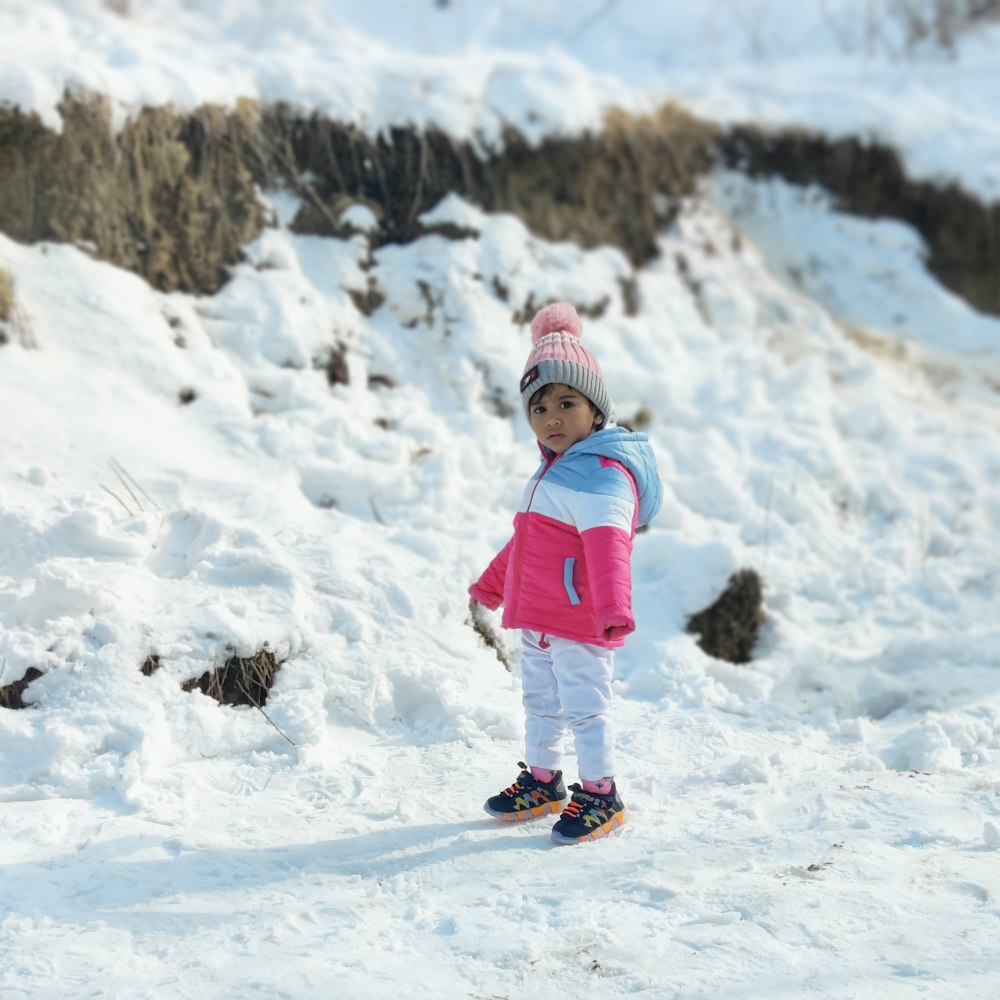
[3,88,993,316]
[0,269,12,324]
[1,95,266,295]
[182,646,293,744]
[0,268,35,347]
[0,92,719,297]
[183,646,284,707]
[467,599,513,672]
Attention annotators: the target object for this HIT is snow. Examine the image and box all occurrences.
[2,2,1000,999]
[3,1,1000,195]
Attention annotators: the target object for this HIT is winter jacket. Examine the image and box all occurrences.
[470,427,662,648]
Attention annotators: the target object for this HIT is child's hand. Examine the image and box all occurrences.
[603,621,633,641]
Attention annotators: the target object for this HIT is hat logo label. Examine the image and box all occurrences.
[520,366,539,392]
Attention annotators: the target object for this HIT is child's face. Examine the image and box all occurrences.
[529,383,602,454]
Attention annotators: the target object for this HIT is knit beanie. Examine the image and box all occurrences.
[519,302,613,425]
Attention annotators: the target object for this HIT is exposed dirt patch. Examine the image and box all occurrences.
[317,340,351,386]
[140,654,161,676]
[0,667,44,710]
[182,646,283,707]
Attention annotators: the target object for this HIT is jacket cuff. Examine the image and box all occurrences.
[597,609,635,634]
[469,583,503,611]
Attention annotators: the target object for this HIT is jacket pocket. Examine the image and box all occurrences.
[563,557,581,606]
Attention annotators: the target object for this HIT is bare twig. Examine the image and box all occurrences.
[817,0,854,52]
[111,457,162,511]
[566,0,618,42]
[100,484,135,516]
[763,472,773,572]
[109,459,143,512]
[247,126,344,233]
[254,704,296,746]
[235,654,296,745]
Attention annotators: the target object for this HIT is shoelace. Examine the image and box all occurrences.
[561,784,611,819]
[503,762,533,797]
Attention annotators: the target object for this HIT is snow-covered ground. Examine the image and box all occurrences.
[1,3,999,999]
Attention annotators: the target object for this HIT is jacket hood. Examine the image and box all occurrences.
[543,427,663,527]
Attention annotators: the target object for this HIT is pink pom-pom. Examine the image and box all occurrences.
[530,302,582,343]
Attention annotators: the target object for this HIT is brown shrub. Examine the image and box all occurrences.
[1,93,719,294]
[687,569,765,664]
[722,126,999,316]
[3,91,992,316]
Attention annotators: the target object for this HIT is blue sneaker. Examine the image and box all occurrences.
[551,783,627,844]
[484,762,567,821]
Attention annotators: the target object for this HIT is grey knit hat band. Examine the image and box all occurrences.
[520,358,613,426]
[520,303,614,428]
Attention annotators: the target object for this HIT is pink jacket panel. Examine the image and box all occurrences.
[472,451,639,648]
[500,513,635,647]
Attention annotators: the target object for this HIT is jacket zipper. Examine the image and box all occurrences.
[511,455,558,619]
[525,454,558,513]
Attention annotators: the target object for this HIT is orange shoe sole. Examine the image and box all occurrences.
[484,799,565,822]
[551,809,627,844]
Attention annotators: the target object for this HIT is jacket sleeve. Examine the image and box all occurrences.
[469,536,513,610]
[581,526,635,638]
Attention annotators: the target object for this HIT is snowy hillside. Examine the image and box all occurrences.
[2,2,1000,999]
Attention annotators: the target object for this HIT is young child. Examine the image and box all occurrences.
[470,302,662,844]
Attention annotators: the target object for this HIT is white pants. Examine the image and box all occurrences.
[520,630,617,780]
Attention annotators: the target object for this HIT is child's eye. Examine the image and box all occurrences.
[560,400,575,409]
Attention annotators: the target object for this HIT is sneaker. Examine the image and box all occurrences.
[550,783,627,844]
[484,762,567,821]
